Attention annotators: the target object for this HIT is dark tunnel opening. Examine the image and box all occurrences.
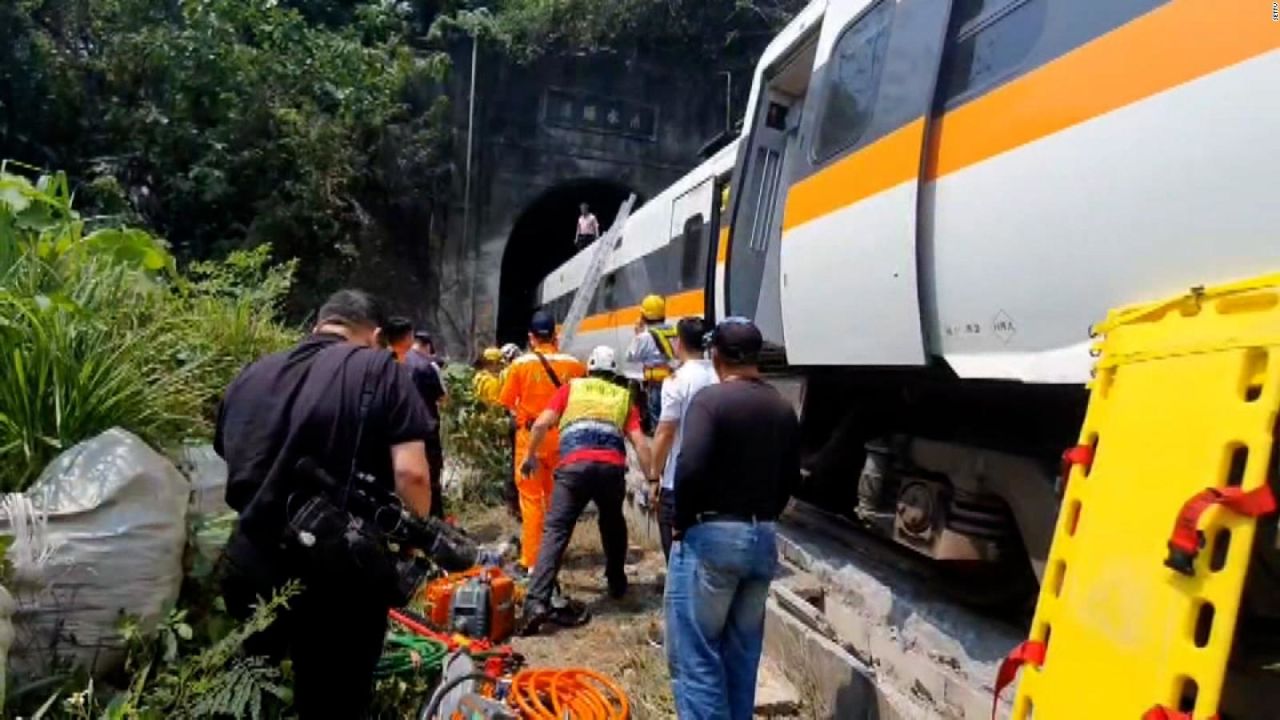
[496,179,639,345]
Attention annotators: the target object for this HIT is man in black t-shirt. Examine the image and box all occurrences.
[663,317,799,720]
[215,289,433,719]
[405,329,446,517]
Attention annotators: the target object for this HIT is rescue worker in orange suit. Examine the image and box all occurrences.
[626,294,677,433]
[498,310,587,571]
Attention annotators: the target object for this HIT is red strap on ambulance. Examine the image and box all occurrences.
[1143,705,1220,720]
[1059,444,1094,492]
[992,640,1045,719]
[1165,484,1277,576]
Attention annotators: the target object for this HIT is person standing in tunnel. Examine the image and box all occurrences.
[575,202,599,251]
[499,311,587,572]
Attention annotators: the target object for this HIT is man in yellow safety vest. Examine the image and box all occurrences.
[626,294,677,433]
[520,345,652,632]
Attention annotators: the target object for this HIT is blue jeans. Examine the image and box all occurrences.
[664,521,778,720]
[644,381,663,434]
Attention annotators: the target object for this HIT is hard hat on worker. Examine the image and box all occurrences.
[587,346,618,375]
[641,295,666,322]
[482,347,503,363]
[500,343,521,364]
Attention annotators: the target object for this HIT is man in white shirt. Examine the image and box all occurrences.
[574,203,599,250]
[646,316,717,559]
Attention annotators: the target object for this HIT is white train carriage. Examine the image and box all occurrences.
[535,140,739,377]
[535,0,1280,590]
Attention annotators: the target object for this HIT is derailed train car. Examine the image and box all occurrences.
[536,0,1280,589]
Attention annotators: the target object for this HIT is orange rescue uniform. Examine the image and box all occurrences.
[498,342,587,568]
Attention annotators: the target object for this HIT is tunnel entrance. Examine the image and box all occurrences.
[496,179,638,345]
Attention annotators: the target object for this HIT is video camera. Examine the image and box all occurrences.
[293,457,479,574]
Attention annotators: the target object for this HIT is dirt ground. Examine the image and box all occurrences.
[459,504,678,719]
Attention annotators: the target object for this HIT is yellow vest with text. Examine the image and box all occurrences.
[558,377,632,461]
[559,377,630,432]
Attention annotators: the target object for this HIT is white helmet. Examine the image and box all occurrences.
[587,345,618,374]
[500,343,521,363]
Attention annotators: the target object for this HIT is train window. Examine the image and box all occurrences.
[813,0,894,163]
[940,0,1047,105]
[601,272,618,311]
[679,214,706,291]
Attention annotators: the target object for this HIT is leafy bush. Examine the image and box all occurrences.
[0,164,298,491]
[441,365,512,505]
[18,582,302,720]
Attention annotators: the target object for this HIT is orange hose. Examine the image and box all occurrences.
[509,668,630,720]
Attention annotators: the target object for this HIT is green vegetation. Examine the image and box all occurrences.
[441,365,512,506]
[3,0,802,313]
[13,582,301,720]
[0,163,297,491]
[0,1,806,715]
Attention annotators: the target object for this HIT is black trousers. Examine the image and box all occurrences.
[221,534,388,719]
[427,440,445,519]
[659,489,677,561]
[527,462,628,604]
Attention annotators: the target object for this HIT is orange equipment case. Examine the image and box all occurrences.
[422,567,516,642]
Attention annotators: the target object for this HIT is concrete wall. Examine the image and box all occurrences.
[431,47,732,356]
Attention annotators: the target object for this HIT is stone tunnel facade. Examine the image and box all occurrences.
[429,48,740,358]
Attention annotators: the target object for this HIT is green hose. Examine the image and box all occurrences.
[375,630,451,679]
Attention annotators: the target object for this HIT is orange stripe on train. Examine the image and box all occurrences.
[575,289,705,334]
[782,118,925,231]
[783,0,1278,234]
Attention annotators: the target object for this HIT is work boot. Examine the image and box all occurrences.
[520,597,591,635]
[554,597,591,626]
[606,575,628,600]
[520,598,551,636]
[550,581,569,610]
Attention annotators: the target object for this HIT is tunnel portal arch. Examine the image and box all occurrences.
[496,178,639,345]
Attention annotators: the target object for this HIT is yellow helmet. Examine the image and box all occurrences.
[641,294,666,322]
[482,347,502,363]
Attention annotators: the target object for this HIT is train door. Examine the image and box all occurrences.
[667,177,714,313]
[708,174,731,322]
[724,32,820,347]
[779,0,952,366]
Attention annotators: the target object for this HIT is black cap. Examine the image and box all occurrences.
[530,310,556,338]
[709,317,763,363]
[413,330,433,344]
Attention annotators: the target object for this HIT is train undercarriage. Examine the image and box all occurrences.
[788,366,1280,618]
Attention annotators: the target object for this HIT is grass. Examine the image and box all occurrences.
[459,503,677,719]
[0,165,298,489]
